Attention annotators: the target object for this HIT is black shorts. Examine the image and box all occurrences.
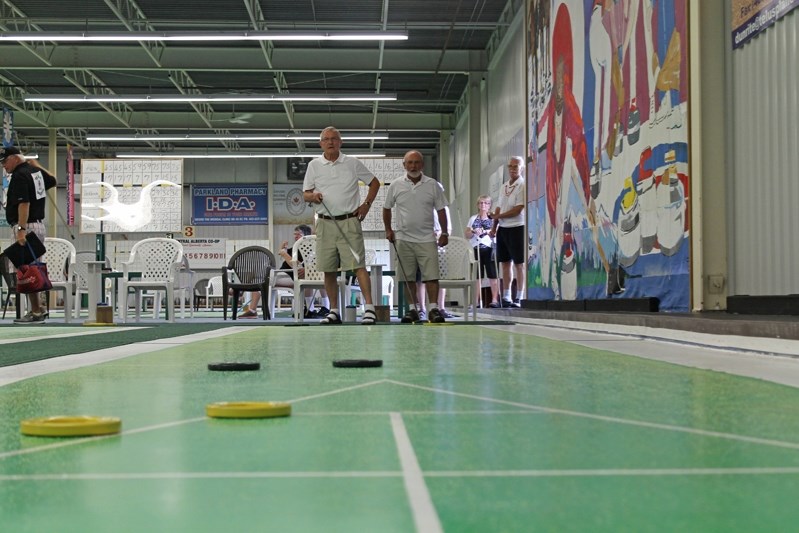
[473,246,497,279]
[496,226,525,264]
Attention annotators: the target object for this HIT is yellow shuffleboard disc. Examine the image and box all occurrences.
[206,401,292,419]
[20,416,122,437]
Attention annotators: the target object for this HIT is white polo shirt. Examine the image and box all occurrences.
[303,152,376,216]
[497,177,525,228]
[383,174,448,243]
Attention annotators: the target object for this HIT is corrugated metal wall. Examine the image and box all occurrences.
[730,9,799,295]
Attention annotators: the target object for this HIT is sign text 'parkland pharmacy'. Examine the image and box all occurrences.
[191,184,268,225]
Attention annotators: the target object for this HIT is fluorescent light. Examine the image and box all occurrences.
[0,30,408,43]
[26,93,396,103]
[87,134,389,142]
[114,153,385,159]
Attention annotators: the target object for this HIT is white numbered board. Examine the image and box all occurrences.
[80,159,183,234]
[359,158,404,232]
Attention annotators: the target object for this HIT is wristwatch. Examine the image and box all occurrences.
[14,224,26,232]
[440,232,449,236]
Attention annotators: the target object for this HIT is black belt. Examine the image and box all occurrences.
[318,212,357,221]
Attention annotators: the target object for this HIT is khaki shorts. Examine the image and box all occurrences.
[315,217,366,272]
[395,240,439,282]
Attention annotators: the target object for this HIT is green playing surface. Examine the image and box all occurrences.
[1,324,798,532]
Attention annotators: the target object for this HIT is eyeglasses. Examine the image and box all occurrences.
[477,201,491,205]
[321,137,341,142]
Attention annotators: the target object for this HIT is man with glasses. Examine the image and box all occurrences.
[303,126,380,325]
[382,150,449,323]
[490,156,526,308]
[1,146,57,323]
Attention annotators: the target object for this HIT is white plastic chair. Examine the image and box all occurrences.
[437,236,477,321]
[291,235,345,322]
[43,237,76,323]
[174,255,195,318]
[205,276,224,310]
[269,268,296,318]
[119,238,183,323]
[344,248,376,310]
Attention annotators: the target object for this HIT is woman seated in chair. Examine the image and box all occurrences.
[241,224,329,318]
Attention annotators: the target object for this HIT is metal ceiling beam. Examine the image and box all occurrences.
[17,17,506,32]
[61,69,174,151]
[61,69,135,125]
[166,70,239,151]
[99,0,237,151]
[102,0,167,66]
[0,45,486,75]
[0,1,57,65]
[242,0,302,151]
[368,0,391,152]
[12,110,455,131]
[0,73,91,150]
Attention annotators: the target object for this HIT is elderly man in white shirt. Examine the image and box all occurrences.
[303,126,380,325]
[382,150,449,323]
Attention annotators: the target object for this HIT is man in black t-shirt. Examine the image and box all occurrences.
[2,146,57,324]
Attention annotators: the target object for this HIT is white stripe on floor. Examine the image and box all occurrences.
[390,412,444,533]
[3,466,799,483]
[0,327,250,386]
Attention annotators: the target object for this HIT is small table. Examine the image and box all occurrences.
[84,261,107,323]
[102,270,124,315]
[380,269,405,317]
[368,264,385,305]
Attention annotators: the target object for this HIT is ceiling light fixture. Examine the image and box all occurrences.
[87,134,389,142]
[26,93,396,104]
[114,153,385,159]
[0,30,408,43]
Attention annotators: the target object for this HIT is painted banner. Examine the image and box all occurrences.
[1,107,12,227]
[526,0,690,311]
[732,0,799,49]
[2,107,12,148]
[175,238,227,269]
[191,184,267,225]
[67,144,75,225]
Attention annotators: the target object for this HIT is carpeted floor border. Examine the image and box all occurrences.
[0,324,234,367]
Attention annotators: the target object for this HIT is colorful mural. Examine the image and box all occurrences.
[526,0,689,311]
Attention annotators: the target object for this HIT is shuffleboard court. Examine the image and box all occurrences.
[1,324,799,532]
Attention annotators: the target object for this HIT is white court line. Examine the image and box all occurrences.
[484,319,799,357]
[0,327,136,345]
[390,412,444,533]
[287,379,388,404]
[0,417,206,460]
[386,380,799,451]
[425,467,799,477]
[0,380,389,461]
[296,410,541,416]
[0,471,403,481]
[483,322,799,388]
[0,327,251,387]
[5,466,799,482]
